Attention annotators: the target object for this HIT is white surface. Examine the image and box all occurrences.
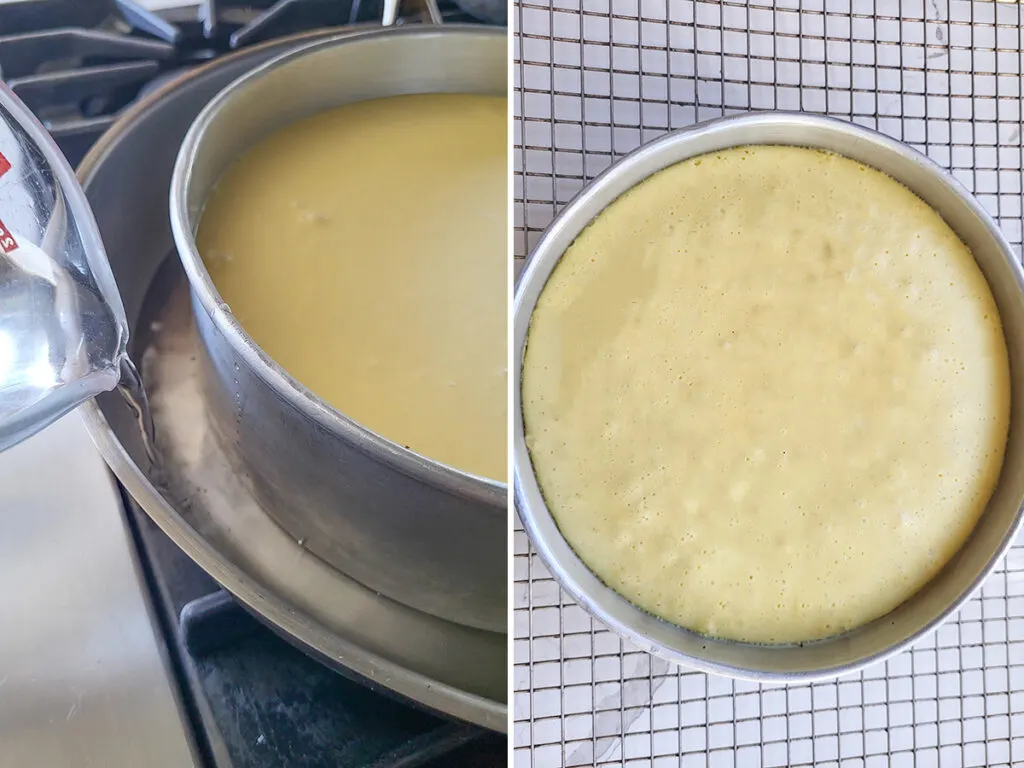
[0,412,197,767]
[514,1,1024,766]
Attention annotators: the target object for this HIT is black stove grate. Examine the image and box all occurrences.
[125,490,505,768]
[0,0,477,165]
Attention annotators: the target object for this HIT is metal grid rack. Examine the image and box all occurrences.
[512,1,1024,765]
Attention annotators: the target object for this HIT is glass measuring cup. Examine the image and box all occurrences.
[0,82,129,451]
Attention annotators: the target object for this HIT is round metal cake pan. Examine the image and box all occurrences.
[170,25,507,634]
[76,29,505,731]
[514,111,1024,682]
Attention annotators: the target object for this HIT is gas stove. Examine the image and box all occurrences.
[0,2,505,767]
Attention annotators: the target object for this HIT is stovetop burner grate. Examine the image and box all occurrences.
[0,0,476,165]
[126,491,506,768]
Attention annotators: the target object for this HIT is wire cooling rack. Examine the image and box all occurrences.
[512,1,1024,766]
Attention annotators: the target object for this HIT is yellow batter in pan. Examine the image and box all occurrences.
[522,145,1010,643]
[197,93,507,482]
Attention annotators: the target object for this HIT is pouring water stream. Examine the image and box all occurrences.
[118,357,158,465]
